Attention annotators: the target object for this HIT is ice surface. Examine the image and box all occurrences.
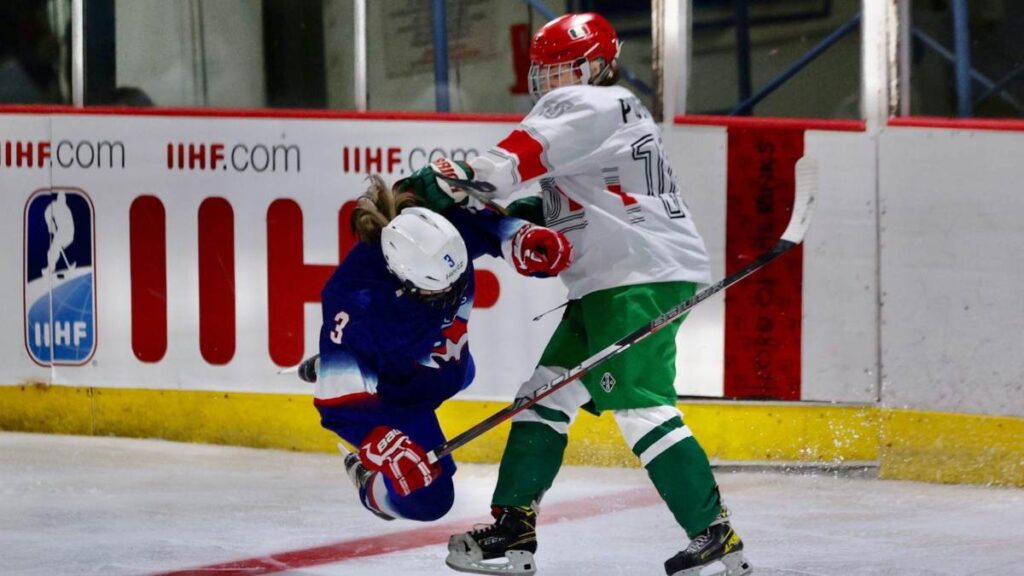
[1,432,1021,576]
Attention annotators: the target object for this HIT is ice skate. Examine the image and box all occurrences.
[446,505,537,575]
[664,509,751,576]
[337,443,394,521]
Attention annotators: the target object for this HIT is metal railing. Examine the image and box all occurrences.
[910,0,1024,117]
[730,11,861,116]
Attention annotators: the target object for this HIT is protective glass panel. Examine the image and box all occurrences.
[687,0,861,118]
[363,0,529,113]
[106,0,354,109]
[589,0,656,115]
[908,1,1024,118]
[65,1,661,113]
[0,0,72,105]
[363,1,655,114]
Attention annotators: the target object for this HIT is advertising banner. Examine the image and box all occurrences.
[2,113,568,398]
[0,112,879,404]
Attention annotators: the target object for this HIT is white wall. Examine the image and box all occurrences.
[664,125,880,403]
[878,127,1024,418]
[801,130,879,402]
[666,125,728,397]
[0,117,53,381]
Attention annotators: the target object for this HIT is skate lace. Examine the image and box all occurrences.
[468,522,498,537]
[685,532,711,553]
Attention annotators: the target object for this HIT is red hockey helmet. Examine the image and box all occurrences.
[528,12,620,99]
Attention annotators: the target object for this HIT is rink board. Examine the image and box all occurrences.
[2,109,1024,488]
[0,109,878,404]
[0,383,878,464]
[2,384,1022,487]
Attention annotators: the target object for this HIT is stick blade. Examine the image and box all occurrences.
[434,173,507,215]
[780,156,818,245]
[434,172,496,194]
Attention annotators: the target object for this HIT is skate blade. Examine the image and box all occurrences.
[445,550,535,575]
[670,551,752,576]
[446,534,535,575]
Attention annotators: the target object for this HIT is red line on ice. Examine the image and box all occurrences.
[153,487,663,575]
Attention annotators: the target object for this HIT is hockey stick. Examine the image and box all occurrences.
[426,157,818,465]
[433,173,508,215]
[433,172,497,194]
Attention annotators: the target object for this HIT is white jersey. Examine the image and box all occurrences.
[470,85,711,299]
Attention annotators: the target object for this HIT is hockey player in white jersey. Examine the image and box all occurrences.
[423,12,752,576]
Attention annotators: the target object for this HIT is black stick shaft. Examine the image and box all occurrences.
[427,239,796,463]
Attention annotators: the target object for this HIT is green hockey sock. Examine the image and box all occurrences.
[492,421,567,507]
[638,422,722,538]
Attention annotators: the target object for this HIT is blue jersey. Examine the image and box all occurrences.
[311,206,534,523]
[314,207,524,427]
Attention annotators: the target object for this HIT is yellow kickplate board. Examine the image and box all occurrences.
[2,384,1021,487]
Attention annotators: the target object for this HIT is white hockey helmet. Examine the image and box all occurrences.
[381,207,469,300]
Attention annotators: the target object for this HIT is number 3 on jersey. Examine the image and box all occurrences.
[330,311,350,344]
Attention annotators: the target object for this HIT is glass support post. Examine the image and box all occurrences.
[951,0,972,117]
[71,0,84,107]
[734,0,752,104]
[354,0,367,111]
[432,0,450,112]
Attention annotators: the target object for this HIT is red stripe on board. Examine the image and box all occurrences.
[129,196,167,363]
[266,200,336,368]
[0,104,523,123]
[496,129,548,182]
[676,114,866,132]
[724,127,804,400]
[888,116,1024,132]
[198,198,236,365]
[153,487,663,576]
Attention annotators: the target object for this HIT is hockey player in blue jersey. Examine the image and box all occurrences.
[298,172,573,522]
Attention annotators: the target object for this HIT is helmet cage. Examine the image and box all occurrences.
[527,46,616,99]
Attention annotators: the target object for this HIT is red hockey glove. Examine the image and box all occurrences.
[358,426,440,497]
[509,224,574,278]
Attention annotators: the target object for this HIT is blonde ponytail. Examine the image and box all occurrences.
[350,174,419,243]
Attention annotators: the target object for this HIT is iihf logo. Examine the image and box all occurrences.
[23,189,97,365]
